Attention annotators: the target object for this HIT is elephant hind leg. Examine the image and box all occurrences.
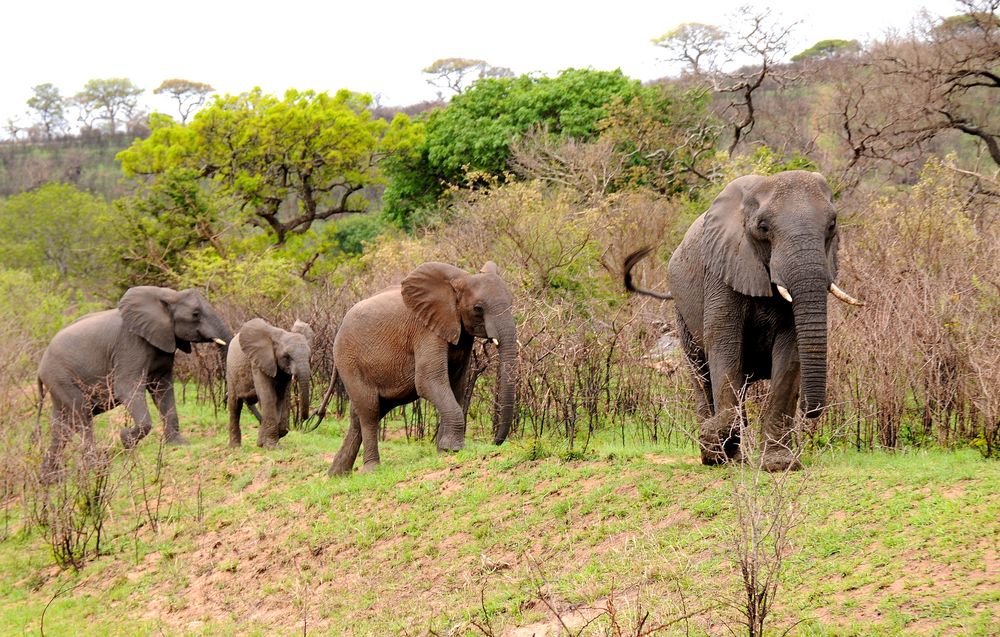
[328,405,365,476]
[41,384,92,480]
[228,393,243,447]
[677,312,714,421]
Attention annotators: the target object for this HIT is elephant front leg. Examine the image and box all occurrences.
[252,369,282,448]
[227,392,243,447]
[760,330,803,472]
[417,342,466,452]
[120,384,155,449]
[150,375,187,445]
[701,339,746,466]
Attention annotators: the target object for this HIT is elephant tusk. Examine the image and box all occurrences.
[213,338,227,346]
[776,285,793,303]
[490,338,499,345]
[829,283,865,306]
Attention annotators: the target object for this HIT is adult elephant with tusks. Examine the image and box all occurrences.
[311,261,518,476]
[36,286,232,474]
[624,171,864,471]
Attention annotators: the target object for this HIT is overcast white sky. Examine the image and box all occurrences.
[2,0,961,129]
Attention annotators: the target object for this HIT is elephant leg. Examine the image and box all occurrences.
[416,342,466,452]
[41,385,90,480]
[253,369,281,448]
[277,392,290,439]
[760,330,802,472]
[120,381,155,449]
[701,344,746,465]
[149,375,186,445]
[449,349,474,429]
[228,392,243,447]
[328,404,365,476]
[678,312,714,422]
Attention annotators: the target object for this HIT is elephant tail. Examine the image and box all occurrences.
[624,247,674,301]
[306,366,340,431]
[35,378,46,429]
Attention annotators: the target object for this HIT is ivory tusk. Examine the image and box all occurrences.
[776,285,793,303]
[829,283,865,306]
[490,338,499,345]
[213,338,227,346]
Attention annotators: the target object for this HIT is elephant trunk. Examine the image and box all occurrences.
[492,320,518,445]
[295,366,311,426]
[787,258,830,419]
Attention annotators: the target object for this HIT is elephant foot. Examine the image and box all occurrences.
[228,438,241,448]
[436,434,465,453]
[257,438,280,449]
[360,460,380,474]
[327,458,355,476]
[761,451,802,473]
[120,428,146,450]
[699,415,741,466]
[165,434,190,446]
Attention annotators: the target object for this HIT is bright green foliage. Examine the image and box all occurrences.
[382,69,644,228]
[791,39,861,62]
[118,88,421,245]
[114,168,224,287]
[0,183,116,292]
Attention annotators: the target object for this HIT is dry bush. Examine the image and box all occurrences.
[828,157,1000,453]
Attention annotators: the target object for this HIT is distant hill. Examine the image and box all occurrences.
[0,133,138,199]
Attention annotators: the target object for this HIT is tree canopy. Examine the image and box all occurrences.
[73,78,143,134]
[118,88,421,245]
[791,39,861,62]
[153,79,215,124]
[382,68,645,227]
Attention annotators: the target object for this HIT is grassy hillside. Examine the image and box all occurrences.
[0,396,996,636]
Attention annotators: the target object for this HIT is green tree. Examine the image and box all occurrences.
[26,83,68,139]
[791,39,861,62]
[382,68,643,227]
[118,88,420,245]
[153,78,215,124]
[0,183,115,291]
[73,78,143,134]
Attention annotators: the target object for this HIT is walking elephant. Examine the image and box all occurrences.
[312,261,518,475]
[226,318,314,448]
[37,286,232,473]
[624,171,863,471]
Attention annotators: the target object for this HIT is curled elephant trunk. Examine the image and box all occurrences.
[492,323,518,445]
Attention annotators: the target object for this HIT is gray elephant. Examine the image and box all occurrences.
[37,286,232,472]
[624,171,863,471]
[312,261,518,475]
[226,318,314,448]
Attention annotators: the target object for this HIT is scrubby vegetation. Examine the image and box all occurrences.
[1,1,998,634]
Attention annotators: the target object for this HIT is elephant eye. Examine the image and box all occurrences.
[191,310,200,320]
[756,220,770,234]
[473,303,484,315]
[827,220,837,234]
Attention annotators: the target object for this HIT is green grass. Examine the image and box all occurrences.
[0,396,997,636]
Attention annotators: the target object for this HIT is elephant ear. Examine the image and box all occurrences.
[240,319,278,377]
[701,175,773,297]
[118,286,178,353]
[401,262,468,345]
[480,261,500,276]
[291,320,315,349]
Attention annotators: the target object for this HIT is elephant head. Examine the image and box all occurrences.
[240,318,313,427]
[118,286,232,353]
[701,171,861,418]
[401,261,518,444]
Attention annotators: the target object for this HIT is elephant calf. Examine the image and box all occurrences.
[226,319,314,448]
[37,286,232,474]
